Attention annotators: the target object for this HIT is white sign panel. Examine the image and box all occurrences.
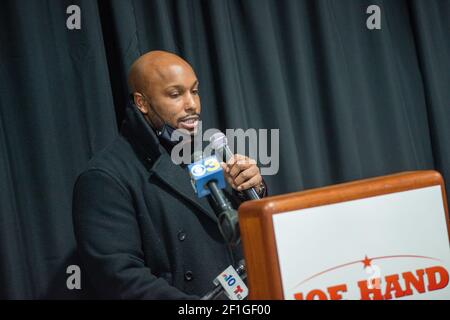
[272,185,450,300]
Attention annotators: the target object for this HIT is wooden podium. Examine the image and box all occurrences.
[238,171,450,300]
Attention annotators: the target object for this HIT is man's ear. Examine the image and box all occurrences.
[132,93,148,115]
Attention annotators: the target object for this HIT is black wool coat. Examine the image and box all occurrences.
[72,105,245,299]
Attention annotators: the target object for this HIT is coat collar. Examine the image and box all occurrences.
[121,104,217,223]
[120,104,163,164]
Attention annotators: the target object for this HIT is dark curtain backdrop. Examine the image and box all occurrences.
[0,0,449,299]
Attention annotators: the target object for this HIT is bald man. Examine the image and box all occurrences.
[72,51,267,299]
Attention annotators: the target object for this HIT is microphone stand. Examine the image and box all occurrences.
[207,180,240,245]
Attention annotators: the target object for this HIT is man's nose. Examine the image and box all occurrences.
[184,92,197,111]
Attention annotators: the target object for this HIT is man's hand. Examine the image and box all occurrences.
[221,154,263,193]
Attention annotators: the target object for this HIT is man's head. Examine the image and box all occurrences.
[128,50,201,135]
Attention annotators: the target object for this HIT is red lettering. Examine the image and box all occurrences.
[327,284,347,300]
[383,274,406,299]
[234,285,243,294]
[426,266,449,291]
[294,291,328,300]
[358,278,383,300]
[306,289,328,300]
[402,269,425,295]
[294,292,304,300]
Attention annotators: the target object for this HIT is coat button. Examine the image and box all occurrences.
[178,231,186,241]
[184,271,193,281]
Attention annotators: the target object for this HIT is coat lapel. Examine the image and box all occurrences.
[150,153,218,223]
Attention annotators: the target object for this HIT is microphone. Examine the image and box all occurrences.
[188,153,240,245]
[209,132,260,200]
[201,260,247,300]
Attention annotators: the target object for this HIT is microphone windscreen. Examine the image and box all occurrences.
[210,132,227,151]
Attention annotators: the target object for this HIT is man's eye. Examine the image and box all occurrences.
[192,89,199,95]
[169,92,180,98]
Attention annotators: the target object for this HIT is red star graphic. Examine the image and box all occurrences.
[362,255,372,268]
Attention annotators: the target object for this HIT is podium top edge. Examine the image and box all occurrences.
[239,170,445,216]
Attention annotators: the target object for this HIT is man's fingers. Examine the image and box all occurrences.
[229,161,249,179]
[226,154,250,166]
[226,154,245,166]
[234,166,260,187]
[228,156,256,178]
[225,156,236,168]
[237,175,262,191]
[222,155,260,191]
